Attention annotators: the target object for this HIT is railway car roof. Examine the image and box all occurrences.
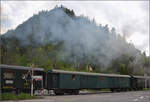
[133,75,150,79]
[49,69,130,78]
[0,64,44,71]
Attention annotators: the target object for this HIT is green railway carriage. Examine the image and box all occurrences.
[0,64,44,94]
[0,67,1,94]
[132,76,150,90]
[147,77,150,88]
[1,65,149,95]
[47,70,131,95]
[133,76,145,90]
[47,70,81,95]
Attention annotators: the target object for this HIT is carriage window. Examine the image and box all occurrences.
[100,77,104,80]
[72,75,76,80]
[53,74,57,80]
[3,72,15,79]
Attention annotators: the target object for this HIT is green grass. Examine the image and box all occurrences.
[143,88,150,91]
[100,89,111,92]
[17,93,36,100]
[0,93,17,100]
[81,89,111,92]
[0,93,37,101]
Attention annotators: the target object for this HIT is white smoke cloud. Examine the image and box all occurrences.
[1,7,144,68]
[1,1,149,56]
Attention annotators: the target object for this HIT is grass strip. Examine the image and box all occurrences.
[0,93,37,101]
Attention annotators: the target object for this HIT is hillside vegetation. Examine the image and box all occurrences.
[0,6,150,75]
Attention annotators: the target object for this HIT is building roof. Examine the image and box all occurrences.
[50,69,131,78]
[0,64,44,71]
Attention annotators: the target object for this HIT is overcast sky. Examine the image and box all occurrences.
[1,1,149,56]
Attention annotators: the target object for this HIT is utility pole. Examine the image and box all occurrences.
[144,73,147,89]
[31,64,34,96]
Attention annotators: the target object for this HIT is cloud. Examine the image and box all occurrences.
[1,1,58,33]
[0,27,7,34]
[127,32,149,55]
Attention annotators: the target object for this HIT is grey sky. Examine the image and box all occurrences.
[1,1,149,55]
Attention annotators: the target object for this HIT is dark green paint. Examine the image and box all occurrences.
[0,68,1,94]
[59,73,80,89]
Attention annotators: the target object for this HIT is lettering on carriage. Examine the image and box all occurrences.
[5,80,14,84]
[101,77,104,80]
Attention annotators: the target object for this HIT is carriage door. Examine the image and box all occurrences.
[52,73,58,88]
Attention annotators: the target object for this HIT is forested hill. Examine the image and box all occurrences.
[0,6,150,75]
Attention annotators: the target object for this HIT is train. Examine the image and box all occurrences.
[0,64,150,95]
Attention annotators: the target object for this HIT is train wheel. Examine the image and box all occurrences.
[73,90,79,95]
[116,89,121,92]
[124,88,127,92]
[128,88,132,91]
[54,89,64,95]
[120,89,123,92]
[110,89,114,92]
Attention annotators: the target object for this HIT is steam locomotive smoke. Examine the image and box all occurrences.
[2,7,142,67]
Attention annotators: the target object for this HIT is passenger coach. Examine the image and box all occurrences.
[47,70,131,95]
